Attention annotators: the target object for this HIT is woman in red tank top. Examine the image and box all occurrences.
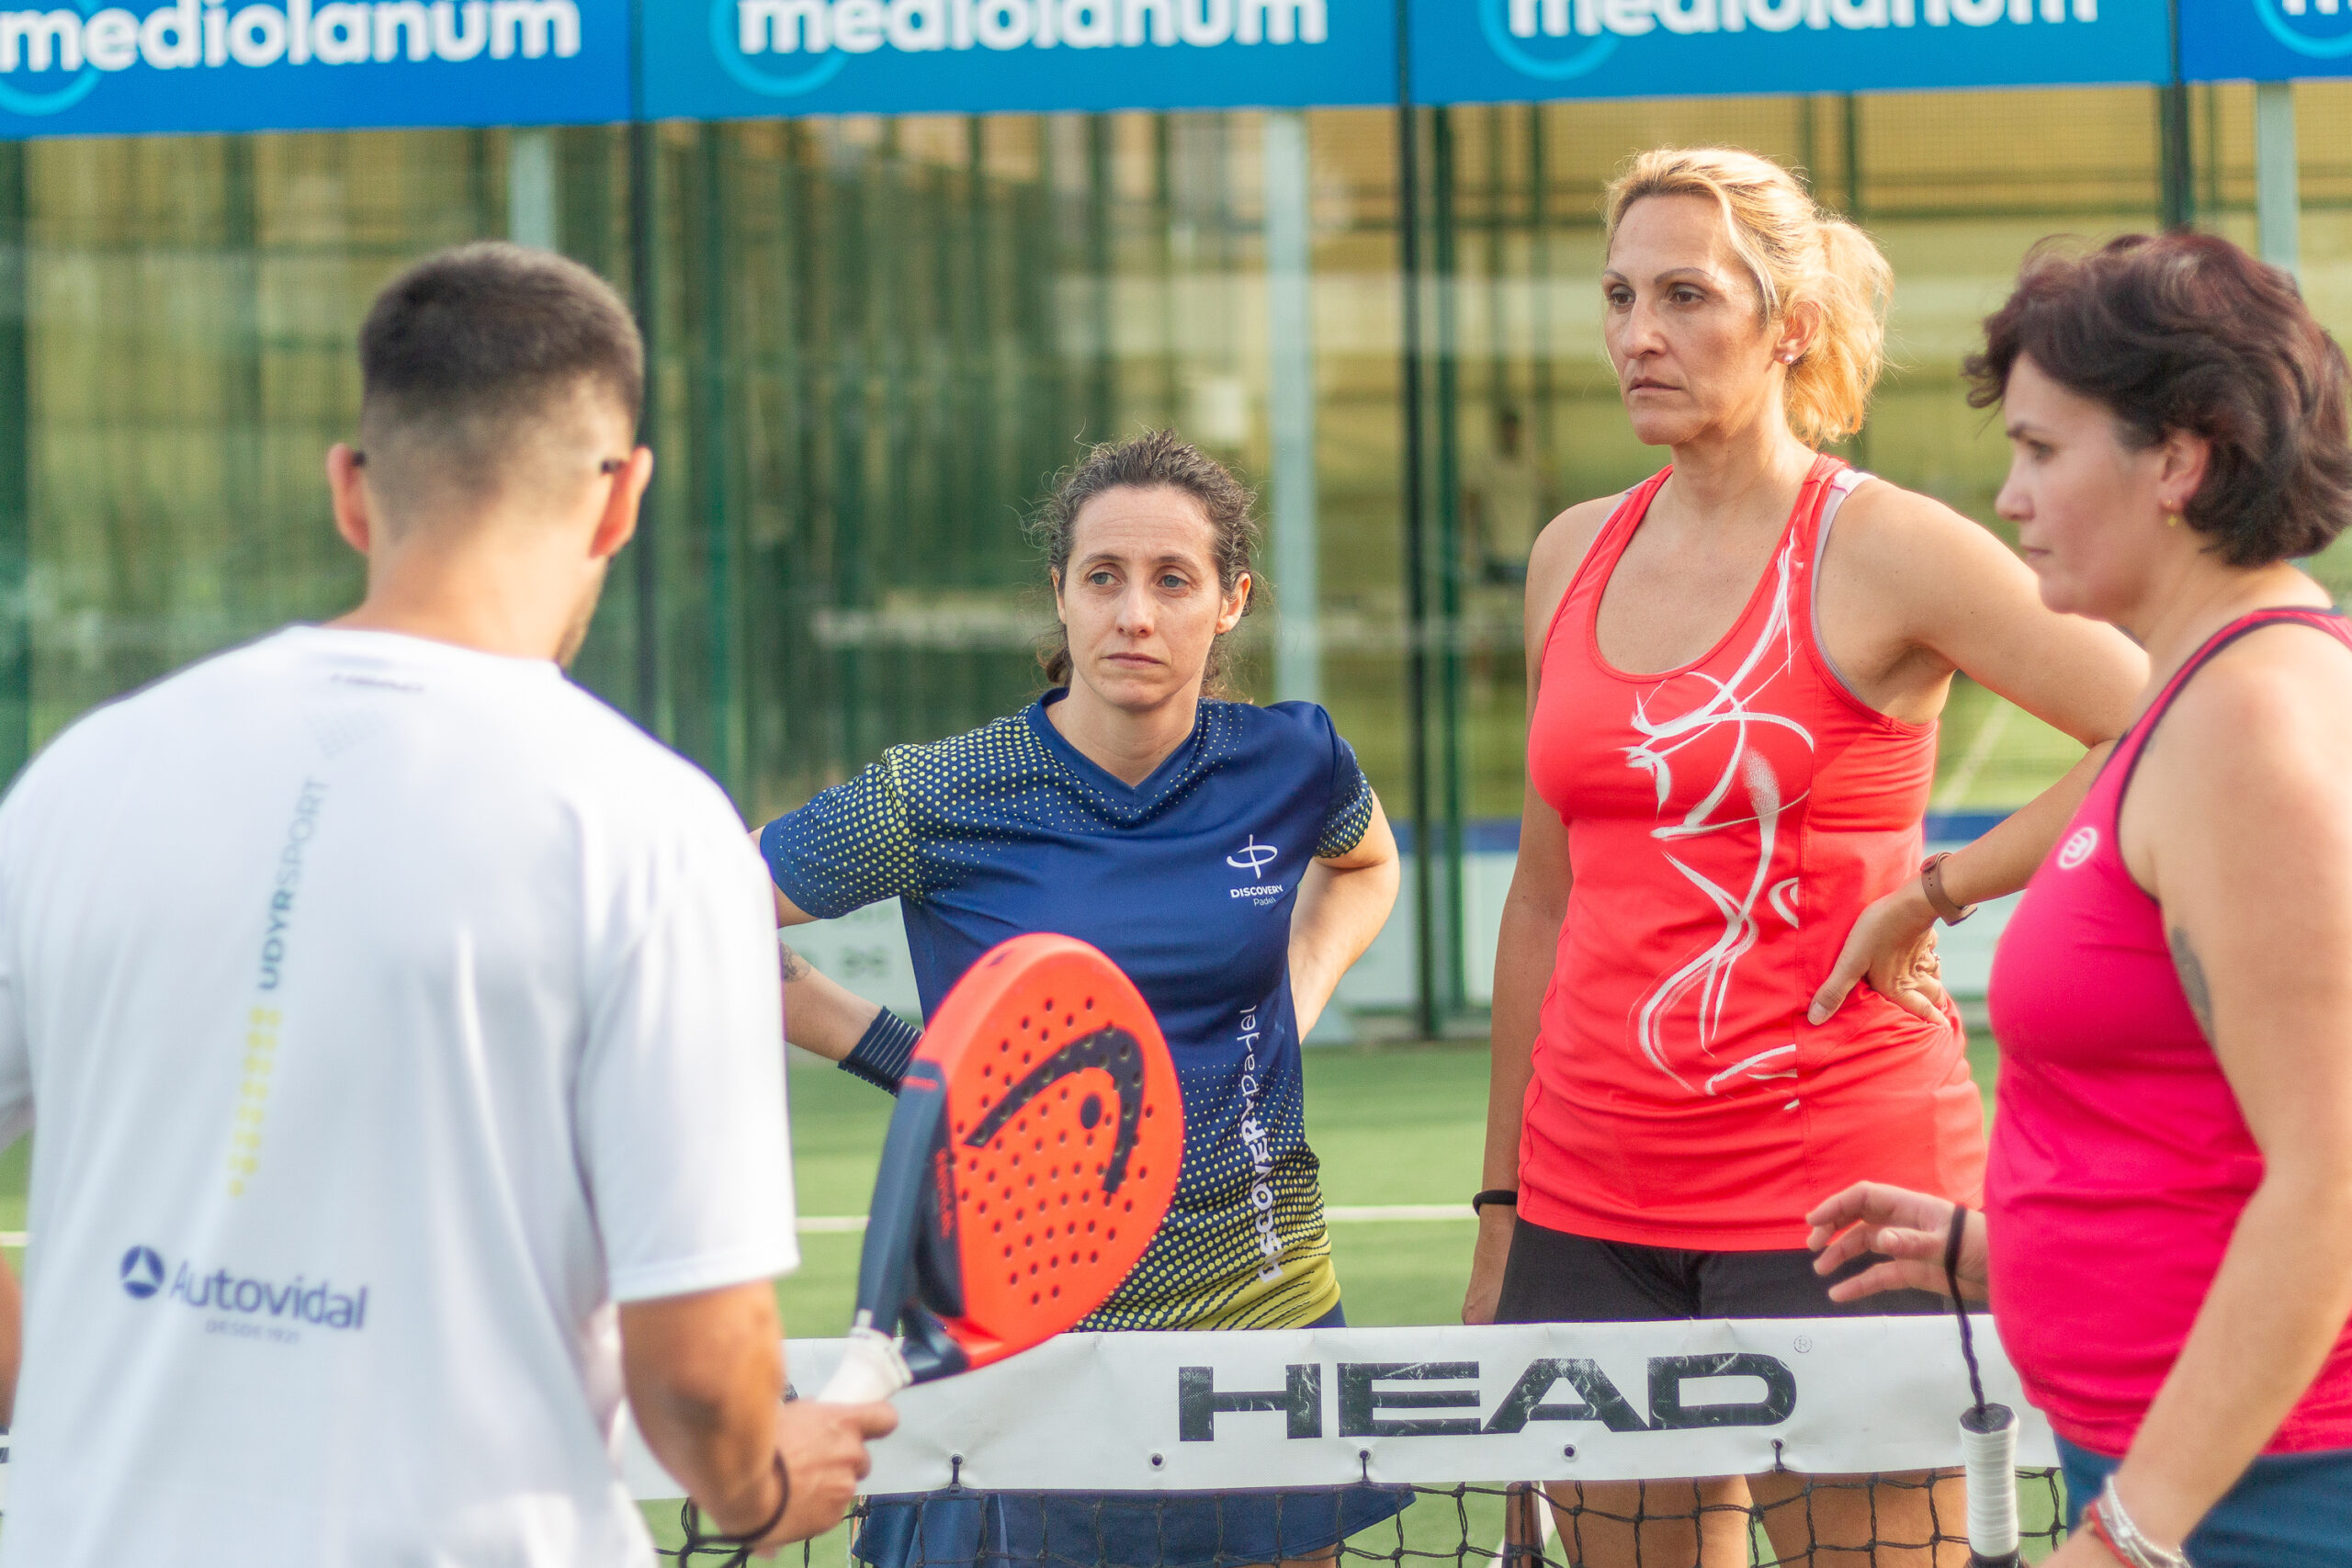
[1809,235,2352,1568]
[1466,149,2145,1567]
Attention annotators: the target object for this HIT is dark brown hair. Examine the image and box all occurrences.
[1032,430,1261,697]
[1964,232,2352,568]
[358,242,643,519]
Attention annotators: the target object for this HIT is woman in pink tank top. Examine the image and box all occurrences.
[1810,233,2352,1568]
[1470,148,2144,1567]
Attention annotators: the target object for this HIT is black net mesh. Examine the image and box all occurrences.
[663,1466,2069,1567]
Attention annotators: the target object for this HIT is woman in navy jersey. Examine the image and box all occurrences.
[758,430,1406,1568]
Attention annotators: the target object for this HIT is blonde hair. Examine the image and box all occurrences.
[1603,147,1892,446]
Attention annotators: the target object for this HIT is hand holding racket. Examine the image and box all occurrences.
[818,933,1183,1403]
[1808,1185,2017,1568]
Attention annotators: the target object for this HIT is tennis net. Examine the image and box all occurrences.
[637,1316,2070,1568]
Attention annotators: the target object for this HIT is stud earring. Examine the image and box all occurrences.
[2164,512,2182,528]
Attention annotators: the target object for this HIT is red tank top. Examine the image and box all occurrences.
[1523,458,1986,1250]
[1986,607,2352,1456]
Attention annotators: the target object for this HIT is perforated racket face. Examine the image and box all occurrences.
[915,934,1182,1370]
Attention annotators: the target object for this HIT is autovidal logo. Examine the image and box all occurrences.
[2256,0,2352,58]
[119,1245,165,1300]
[717,0,1330,98]
[0,0,584,119]
[116,1244,370,1331]
[1483,0,2100,82]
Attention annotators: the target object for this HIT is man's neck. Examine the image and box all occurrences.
[333,536,580,664]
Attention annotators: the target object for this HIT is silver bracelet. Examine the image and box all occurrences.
[2096,1475,2192,1568]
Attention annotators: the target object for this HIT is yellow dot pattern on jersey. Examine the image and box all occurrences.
[1079,1048,1339,1331]
[772,700,1367,1329]
[1317,765,1375,862]
[228,1004,278,1198]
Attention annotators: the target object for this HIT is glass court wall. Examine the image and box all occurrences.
[9,85,2346,1025]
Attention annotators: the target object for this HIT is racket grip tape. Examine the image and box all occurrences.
[817,1326,914,1404]
[1959,1404,2023,1567]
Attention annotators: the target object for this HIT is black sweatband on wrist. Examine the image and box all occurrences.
[705,1450,791,1551]
[841,1009,921,1094]
[1472,1189,1519,1215]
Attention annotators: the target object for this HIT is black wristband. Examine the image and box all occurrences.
[841,1010,921,1095]
[1472,1190,1518,1215]
[704,1450,791,1551]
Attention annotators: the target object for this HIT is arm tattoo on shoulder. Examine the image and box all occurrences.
[779,942,814,983]
[2168,926,2216,1042]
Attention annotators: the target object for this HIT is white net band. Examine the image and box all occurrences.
[621,1314,2057,1499]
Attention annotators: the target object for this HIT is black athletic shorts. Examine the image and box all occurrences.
[1493,1214,1948,1323]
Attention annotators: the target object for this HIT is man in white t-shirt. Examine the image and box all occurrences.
[0,244,894,1565]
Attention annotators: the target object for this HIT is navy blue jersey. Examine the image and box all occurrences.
[761,693,1374,1330]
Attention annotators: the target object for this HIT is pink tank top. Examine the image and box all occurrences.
[1522,458,1985,1250]
[1987,607,2352,1456]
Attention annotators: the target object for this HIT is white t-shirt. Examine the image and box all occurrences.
[0,627,798,1568]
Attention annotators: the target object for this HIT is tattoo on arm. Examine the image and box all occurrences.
[2168,926,2215,1041]
[779,942,813,983]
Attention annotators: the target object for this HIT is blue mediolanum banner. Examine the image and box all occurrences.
[641,0,1399,118]
[0,0,628,137]
[1411,0,2173,103]
[2180,0,2352,80]
[0,0,2303,141]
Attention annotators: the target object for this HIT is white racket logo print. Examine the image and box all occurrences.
[2057,828,2099,871]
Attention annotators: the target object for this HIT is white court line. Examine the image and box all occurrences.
[793,1203,1472,1235]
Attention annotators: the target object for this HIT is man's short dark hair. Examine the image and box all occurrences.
[1965,232,2352,568]
[357,243,643,520]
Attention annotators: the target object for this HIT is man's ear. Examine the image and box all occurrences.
[326,444,375,557]
[590,447,656,561]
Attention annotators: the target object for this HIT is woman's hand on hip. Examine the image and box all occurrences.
[1809,878,1947,1027]
[1804,1182,1989,1303]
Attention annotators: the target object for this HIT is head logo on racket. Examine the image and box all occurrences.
[820,934,1182,1403]
[2057,828,2099,872]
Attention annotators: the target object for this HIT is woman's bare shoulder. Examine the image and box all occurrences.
[1532,494,1624,568]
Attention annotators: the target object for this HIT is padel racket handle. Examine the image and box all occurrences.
[817,1326,913,1404]
[1960,1404,2023,1567]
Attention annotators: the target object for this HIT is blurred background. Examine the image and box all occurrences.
[18,80,2351,1031]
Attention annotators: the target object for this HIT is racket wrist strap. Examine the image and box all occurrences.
[842,1010,922,1095]
[702,1450,791,1551]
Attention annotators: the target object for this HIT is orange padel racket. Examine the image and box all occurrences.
[818,933,1183,1402]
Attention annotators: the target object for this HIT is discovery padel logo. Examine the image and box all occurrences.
[1483,0,2101,83]
[2256,0,2352,57]
[1226,836,1284,903]
[717,0,1330,98]
[0,0,585,119]
[116,1245,371,1331]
